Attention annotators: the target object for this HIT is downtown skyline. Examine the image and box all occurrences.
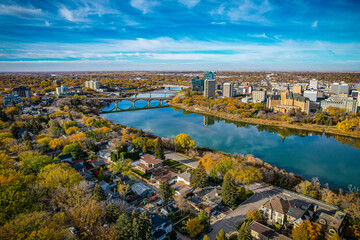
[0,0,360,72]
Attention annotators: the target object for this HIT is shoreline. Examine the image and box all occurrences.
[168,102,360,139]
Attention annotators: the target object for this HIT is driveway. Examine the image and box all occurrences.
[164,151,198,169]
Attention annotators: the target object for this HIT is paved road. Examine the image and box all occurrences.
[164,151,198,169]
[207,182,338,239]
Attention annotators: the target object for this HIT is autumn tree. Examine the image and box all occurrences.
[192,162,208,188]
[159,181,175,206]
[185,217,204,238]
[116,213,133,239]
[62,142,83,160]
[222,172,237,207]
[132,211,152,240]
[93,184,107,202]
[246,209,262,222]
[216,229,227,240]
[174,133,195,153]
[105,203,121,224]
[203,235,211,240]
[198,210,210,228]
[20,152,56,173]
[292,220,323,240]
[117,181,130,199]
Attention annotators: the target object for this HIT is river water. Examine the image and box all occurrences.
[101,87,360,190]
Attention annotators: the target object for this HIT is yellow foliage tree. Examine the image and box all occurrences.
[292,220,323,240]
[185,217,204,238]
[65,126,79,135]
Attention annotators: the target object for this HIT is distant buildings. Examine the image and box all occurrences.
[309,79,318,90]
[303,90,318,102]
[191,78,204,91]
[3,94,22,106]
[252,90,267,102]
[53,79,61,86]
[330,83,349,95]
[13,86,31,98]
[204,71,216,80]
[204,79,216,98]
[223,82,234,98]
[293,85,303,94]
[320,96,358,113]
[85,80,100,90]
[56,85,68,96]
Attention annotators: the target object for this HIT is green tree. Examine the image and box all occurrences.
[246,209,262,222]
[115,214,133,239]
[20,152,56,173]
[217,229,227,240]
[98,167,105,180]
[155,137,165,160]
[222,172,237,207]
[63,120,77,130]
[111,152,117,162]
[238,222,251,240]
[159,181,175,206]
[192,162,208,188]
[105,203,120,224]
[203,235,211,240]
[198,210,210,228]
[132,211,152,240]
[174,133,195,153]
[93,184,107,202]
[62,142,83,160]
[23,130,32,141]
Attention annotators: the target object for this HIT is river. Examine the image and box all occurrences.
[101,87,360,190]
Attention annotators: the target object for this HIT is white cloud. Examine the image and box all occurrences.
[178,0,200,8]
[312,20,318,28]
[59,7,75,21]
[227,0,272,24]
[211,21,226,25]
[130,0,158,14]
[0,4,42,18]
[248,33,269,39]
[45,20,50,26]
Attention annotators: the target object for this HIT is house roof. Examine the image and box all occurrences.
[91,160,106,167]
[264,196,292,215]
[131,183,152,196]
[287,206,306,219]
[249,221,275,238]
[318,211,346,230]
[153,166,177,182]
[177,172,191,183]
[136,162,152,170]
[150,213,170,228]
[58,153,72,160]
[141,154,162,164]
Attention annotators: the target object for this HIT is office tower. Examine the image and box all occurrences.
[223,82,234,97]
[204,79,216,98]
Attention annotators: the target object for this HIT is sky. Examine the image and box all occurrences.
[0,0,359,72]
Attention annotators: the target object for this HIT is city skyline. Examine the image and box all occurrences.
[0,0,360,72]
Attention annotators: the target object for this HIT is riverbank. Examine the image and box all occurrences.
[169,102,360,139]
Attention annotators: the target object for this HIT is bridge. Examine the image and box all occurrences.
[88,96,174,113]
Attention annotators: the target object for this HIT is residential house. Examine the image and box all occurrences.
[317,211,347,238]
[192,186,222,214]
[96,141,109,150]
[58,153,73,162]
[261,196,292,225]
[150,213,173,240]
[130,183,153,198]
[176,172,191,185]
[152,166,177,184]
[89,159,106,168]
[249,221,291,240]
[287,202,316,225]
[134,154,162,173]
[161,204,180,216]
[172,182,193,196]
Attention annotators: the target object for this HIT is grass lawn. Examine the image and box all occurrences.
[131,168,145,176]
[172,163,190,172]
[162,159,178,167]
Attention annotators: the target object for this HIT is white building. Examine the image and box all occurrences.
[204,79,216,98]
[309,79,318,90]
[56,85,68,96]
[85,80,100,90]
[304,90,318,102]
[252,90,267,102]
[330,83,349,95]
[223,82,234,98]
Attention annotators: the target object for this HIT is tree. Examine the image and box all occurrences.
[155,137,165,160]
[217,229,227,240]
[62,142,83,160]
[109,159,134,178]
[329,233,344,240]
[132,211,152,240]
[115,214,133,240]
[159,181,175,206]
[198,210,210,228]
[222,172,237,207]
[203,235,211,240]
[36,137,52,148]
[93,184,107,202]
[65,126,79,135]
[292,220,323,240]
[6,107,19,118]
[192,162,208,188]
[117,181,130,199]
[174,133,195,153]
[23,130,32,141]
[132,136,148,153]
[63,120,77,130]
[105,203,120,224]
[238,222,251,240]
[246,209,262,222]
[169,230,177,240]
[185,217,204,238]
[229,166,262,186]
[20,152,56,173]
[98,167,105,180]
[38,163,83,191]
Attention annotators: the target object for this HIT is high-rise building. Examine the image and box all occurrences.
[309,79,318,90]
[56,86,68,96]
[204,71,216,80]
[293,85,302,94]
[330,83,349,95]
[252,90,267,102]
[304,90,318,102]
[53,80,61,86]
[223,82,234,97]
[204,79,216,98]
[191,78,205,92]
[12,86,31,98]
[85,80,100,90]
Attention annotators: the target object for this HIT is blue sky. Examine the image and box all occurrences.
[0,0,359,72]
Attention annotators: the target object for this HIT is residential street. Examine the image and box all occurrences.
[164,151,199,169]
